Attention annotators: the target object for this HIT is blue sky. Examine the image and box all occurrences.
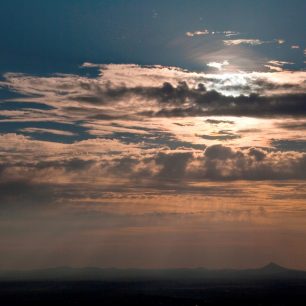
[1,0,306,73]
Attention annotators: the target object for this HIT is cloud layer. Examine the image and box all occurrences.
[0,64,306,270]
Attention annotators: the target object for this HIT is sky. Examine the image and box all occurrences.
[0,0,306,270]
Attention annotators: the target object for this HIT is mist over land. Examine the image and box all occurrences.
[1,263,306,306]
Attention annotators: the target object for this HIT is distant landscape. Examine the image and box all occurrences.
[1,263,306,305]
[1,263,306,281]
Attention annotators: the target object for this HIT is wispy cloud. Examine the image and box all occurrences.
[264,60,293,72]
[1,65,306,132]
[186,29,240,37]
[223,39,266,46]
[186,29,209,37]
[223,38,285,46]
[213,31,241,37]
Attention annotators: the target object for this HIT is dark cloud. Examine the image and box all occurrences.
[197,145,306,180]
[199,130,240,141]
[155,152,193,180]
[238,128,262,133]
[63,158,96,172]
[271,139,306,152]
[107,144,305,182]
[108,157,139,177]
[204,145,237,160]
[101,131,205,150]
[140,85,306,118]
[0,180,56,209]
[248,148,266,161]
[251,79,302,91]
[0,144,305,213]
[205,119,235,125]
[35,158,96,172]
[203,77,304,94]
[2,73,306,126]
[3,144,306,185]
[276,121,306,130]
[70,80,300,118]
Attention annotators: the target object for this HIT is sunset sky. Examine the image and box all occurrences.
[0,0,306,270]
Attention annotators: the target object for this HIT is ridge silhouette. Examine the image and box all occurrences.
[259,262,288,273]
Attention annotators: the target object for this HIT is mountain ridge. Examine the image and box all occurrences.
[0,262,305,281]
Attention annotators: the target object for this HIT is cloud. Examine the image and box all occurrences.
[0,179,57,209]
[186,29,209,37]
[223,39,267,46]
[264,60,293,72]
[71,145,305,181]
[1,133,305,189]
[215,31,241,37]
[53,78,306,119]
[271,139,306,152]
[204,144,236,160]
[198,131,240,141]
[1,68,306,142]
[100,130,206,150]
[205,119,234,125]
[0,63,305,171]
[155,152,193,180]
[139,83,306,118]
[237,128,262,133]
[223,39,284,46]
[276,121,306,130]
[207,60,229,71]
[276,39,285,44]
[186,30,241,38]
[191,145,306,180]
[268,60,293,67]
[248,147,266,161]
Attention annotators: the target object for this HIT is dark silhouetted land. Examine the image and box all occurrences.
[1,263,306,305]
